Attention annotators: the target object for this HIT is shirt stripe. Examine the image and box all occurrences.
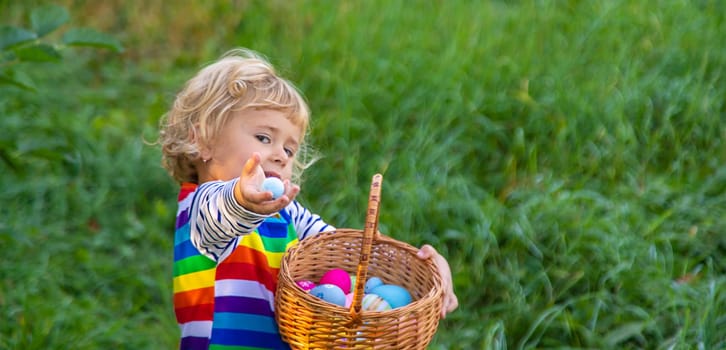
[213,312,278,333]
[215,262,277,293]
[180,320,213,338]
[176,303,215,324]
[174,268,216,293]
[174,255,217,277]
[179,336,210,350]
[214,296,274,316]
[210,329,283,348]
[174,286,215,309]
[215,279,275,300]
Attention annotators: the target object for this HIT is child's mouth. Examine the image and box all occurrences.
[264,171,281,179]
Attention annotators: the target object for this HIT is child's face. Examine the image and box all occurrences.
[204,108,303,182]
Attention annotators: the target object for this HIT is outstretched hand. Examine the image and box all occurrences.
[417,244,459,319]
[233,153,299,215]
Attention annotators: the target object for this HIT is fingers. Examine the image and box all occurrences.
[234,153,261,206]
[441,290,459,318]
[257,179,299,206]
[448,293,459,312]
[439,270,457,318]
[258,179,299,202]
[241,152,261,179]
[416,244,437,259]
[416,244,459,319]
[237,185,295,215]
[281,179,300,200]
[243,186,276,203]
[255,187,299,214]
[235,153,302,214]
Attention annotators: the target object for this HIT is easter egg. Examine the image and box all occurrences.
[364,276,384,293]
[262,177,284,199]
[310,284,346,306]
[361,294,392,312]
[344,292,354,308]
[350,274,357,289]
[295,280,316,291]
[320,268,351,294]
[370,284,412,309]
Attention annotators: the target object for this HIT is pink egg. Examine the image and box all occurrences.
[344,293,354,308]
[296,280,316,291]
[319,268,351,294]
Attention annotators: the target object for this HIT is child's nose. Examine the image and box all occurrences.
[271,146,288,164]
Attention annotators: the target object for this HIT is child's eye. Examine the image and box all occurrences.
[285,148,295,157]
[255,134,271,144]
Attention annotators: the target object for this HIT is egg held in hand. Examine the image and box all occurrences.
[262,177,284,199]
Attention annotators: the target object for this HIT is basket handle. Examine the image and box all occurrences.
[349,173,383,319]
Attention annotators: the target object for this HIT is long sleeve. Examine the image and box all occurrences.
[189,179,269,261]
[287,200,335,240]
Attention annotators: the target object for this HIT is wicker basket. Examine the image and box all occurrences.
[275,174,443,349]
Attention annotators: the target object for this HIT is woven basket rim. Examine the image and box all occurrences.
[274,174,444,349]
[280,228,445,314]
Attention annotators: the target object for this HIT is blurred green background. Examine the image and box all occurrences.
[1,1,725,349]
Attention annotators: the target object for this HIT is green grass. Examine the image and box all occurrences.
[2,1,725,349]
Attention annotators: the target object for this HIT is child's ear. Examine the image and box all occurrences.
[189,125,213,161]
[198,145,213,162]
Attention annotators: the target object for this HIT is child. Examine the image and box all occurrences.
[159,48,458,349]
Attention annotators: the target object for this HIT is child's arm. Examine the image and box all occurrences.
[286,200,335,240]
[235,152,334,240]
[417,244,459,318]
[189,180,269,260]
[190,153,303,260]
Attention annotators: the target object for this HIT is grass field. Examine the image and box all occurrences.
[1,1,725,349]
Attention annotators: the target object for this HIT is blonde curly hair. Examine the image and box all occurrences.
[158,48,315,184]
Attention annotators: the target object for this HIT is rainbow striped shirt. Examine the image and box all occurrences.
[173,180,332,349]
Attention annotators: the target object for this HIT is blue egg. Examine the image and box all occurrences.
[364,277,384,294]
[262,177,284,199]
[370,284,412,309]
[310,284,346,306]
